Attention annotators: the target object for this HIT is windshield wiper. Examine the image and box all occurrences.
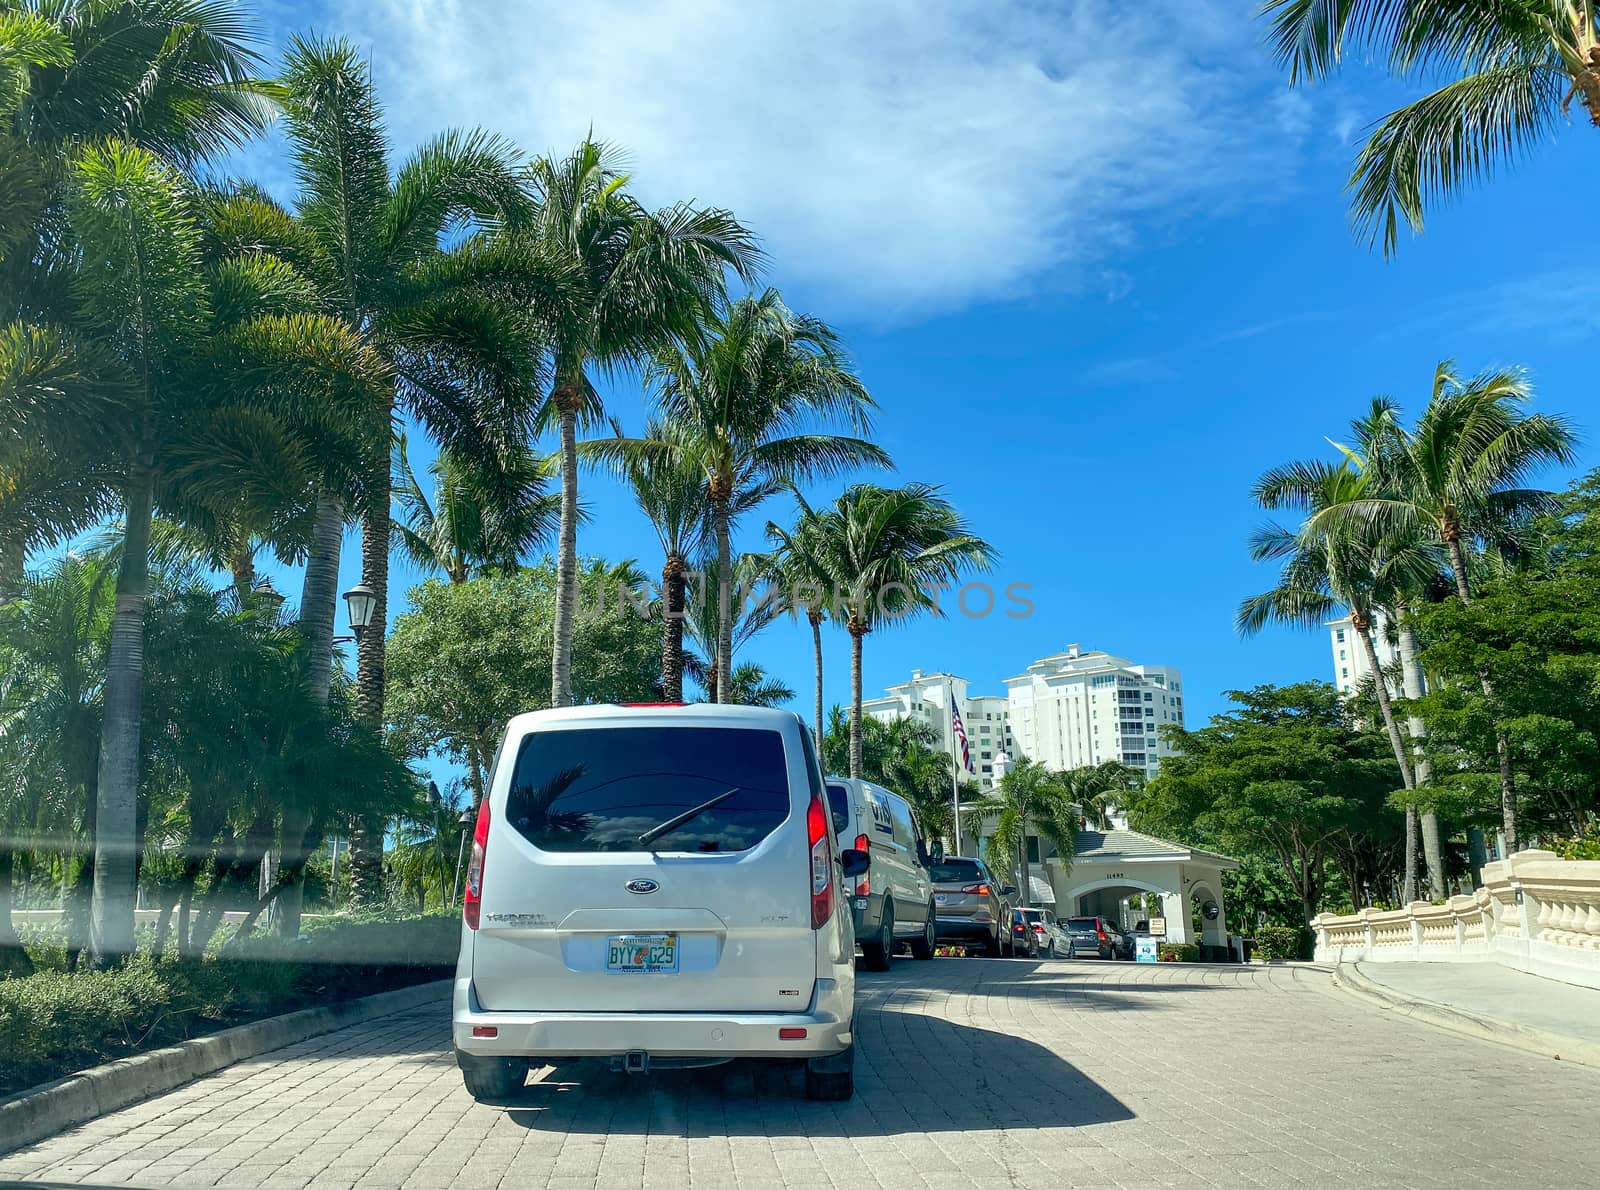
[636,787,741,849]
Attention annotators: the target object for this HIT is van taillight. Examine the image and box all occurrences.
[853,833,870,896]
[463,797,490,930]
[808,794,834,929]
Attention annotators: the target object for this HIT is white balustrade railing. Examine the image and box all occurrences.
[1312,850,1600,992]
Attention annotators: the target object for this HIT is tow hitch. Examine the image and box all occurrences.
[617,1050,649,1075]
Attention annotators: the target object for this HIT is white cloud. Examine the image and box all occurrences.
[317,0,1303,319]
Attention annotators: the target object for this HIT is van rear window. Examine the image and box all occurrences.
[825,783,850,834]
[504,726,791,853]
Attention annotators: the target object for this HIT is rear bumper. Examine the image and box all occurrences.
[451,975,852,1061]
[934,917,994,943]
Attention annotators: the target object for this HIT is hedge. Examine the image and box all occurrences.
[1253,924,1305,961]
[1158,943,1200,962]
[0,911,460,1097]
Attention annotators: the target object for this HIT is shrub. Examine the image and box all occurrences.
[1158,943,1200,962]
[1552,816,1600,861]
[0,912,459,1097]
[1254,925,1304,961]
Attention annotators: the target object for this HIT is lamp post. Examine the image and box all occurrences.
[451,808,476,907]
[342,582,377,639]
[251,577,286,618]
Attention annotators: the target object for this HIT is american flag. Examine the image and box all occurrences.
[951,704,975,774]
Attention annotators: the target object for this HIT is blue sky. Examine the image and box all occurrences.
[237,0,1597,761]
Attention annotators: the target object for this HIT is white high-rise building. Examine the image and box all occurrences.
[861,671,1013,787]
[1327,612,1401,697]
[1005,645,1184,777]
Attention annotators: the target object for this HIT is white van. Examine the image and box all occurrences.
[824,776,937,970]
[452,704,865,1102]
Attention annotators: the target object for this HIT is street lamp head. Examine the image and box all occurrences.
[342,582,377,637]
[251,577,286,617]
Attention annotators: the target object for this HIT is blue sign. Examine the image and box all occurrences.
[1135,936,1160,964]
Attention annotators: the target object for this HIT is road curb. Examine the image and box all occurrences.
[0,978,450,1156]
[1330,963,1600,1069]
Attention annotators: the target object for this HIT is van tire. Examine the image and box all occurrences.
[910,906,936,959]
[804,1046,855,1101]
[459,1056,528,1103]
[862,901,894,971]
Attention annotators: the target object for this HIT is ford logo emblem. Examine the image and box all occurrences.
[625,878,659,895]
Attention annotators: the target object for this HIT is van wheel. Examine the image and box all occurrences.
[804,1046,855,1101]
[862,901,894,971]
[459,1056,528,1103]
[910,906,936,959]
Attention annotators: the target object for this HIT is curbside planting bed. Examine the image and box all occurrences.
[0,977,449,1156]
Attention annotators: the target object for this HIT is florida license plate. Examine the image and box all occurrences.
[606,933,678,973]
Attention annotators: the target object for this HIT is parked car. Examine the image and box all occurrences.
[1065,915,1122,960]
[1016,907,1073,958]
[929,856,1018,955]
[452,704,866,1103]
[825,776,937,970]
[1006,907,1041,957]
[1105,919,1135,961]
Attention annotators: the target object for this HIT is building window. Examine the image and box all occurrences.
[1026,837,1041,863]
[1339,649,1346,660]
[1144,692,1153,701]
[1144,707,1153,717]
[1336,629,1346,642]
[1341,667,1349,678]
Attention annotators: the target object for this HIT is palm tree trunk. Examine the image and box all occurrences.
[88,464,155,964]
[1016,825,1030,911]
[809,608,824,753]
[299,491,344,705]
[1355,617,1417,790]
[349,465,392,909]
[848,620,866,780]
[662,554,686,702]
[0,846,32,977]
[275,490,344,938]
[713,491,733,704]
[1444,534,1518,855]
[230,542,256,599]
[1395,609,1445,899]
[550,382,583,708]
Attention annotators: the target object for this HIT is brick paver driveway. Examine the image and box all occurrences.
[6,958,1600,1189]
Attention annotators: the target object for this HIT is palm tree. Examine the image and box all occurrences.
[723,662,794,708]
[274,38,547,903]
[65,141,382,961]
[766,490,838,749]
[506,138,761,709]
[621,289,888,703]
[682,552,784,703]
[1064,761,1144,830]
[604,418,708,701]
[811,483,996,780]
[1302,364,1578,854]
[1263,1,1600,254]
[0,552,112,972]
[975,760,1080,911]
[1241,459,1438,900]
[393,436,559,584]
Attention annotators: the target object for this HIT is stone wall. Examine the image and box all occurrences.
[1312,850,1600,991]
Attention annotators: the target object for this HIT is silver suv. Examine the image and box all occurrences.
[452,705,866,1102]
[825,777,936,970]
[929,856,1017,955]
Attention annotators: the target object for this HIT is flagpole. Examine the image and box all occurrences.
[950,680,962,854]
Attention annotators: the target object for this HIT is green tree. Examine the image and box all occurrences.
[1302,364,1577,854]
[766,490,840,750]
[1263,1,1600,254]
[1127,683,1400,922]
[723,661,794,708]
[393,435,559,584]
[507,138,760,709]
[820,708,965,844]
[603,418,708,702]
[809,483,995,779]
[595,289,887,704]
[1063,761,1143,831]
[386,559,663,805]
[973,759,1080,910]
[1241,458,1436,899]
